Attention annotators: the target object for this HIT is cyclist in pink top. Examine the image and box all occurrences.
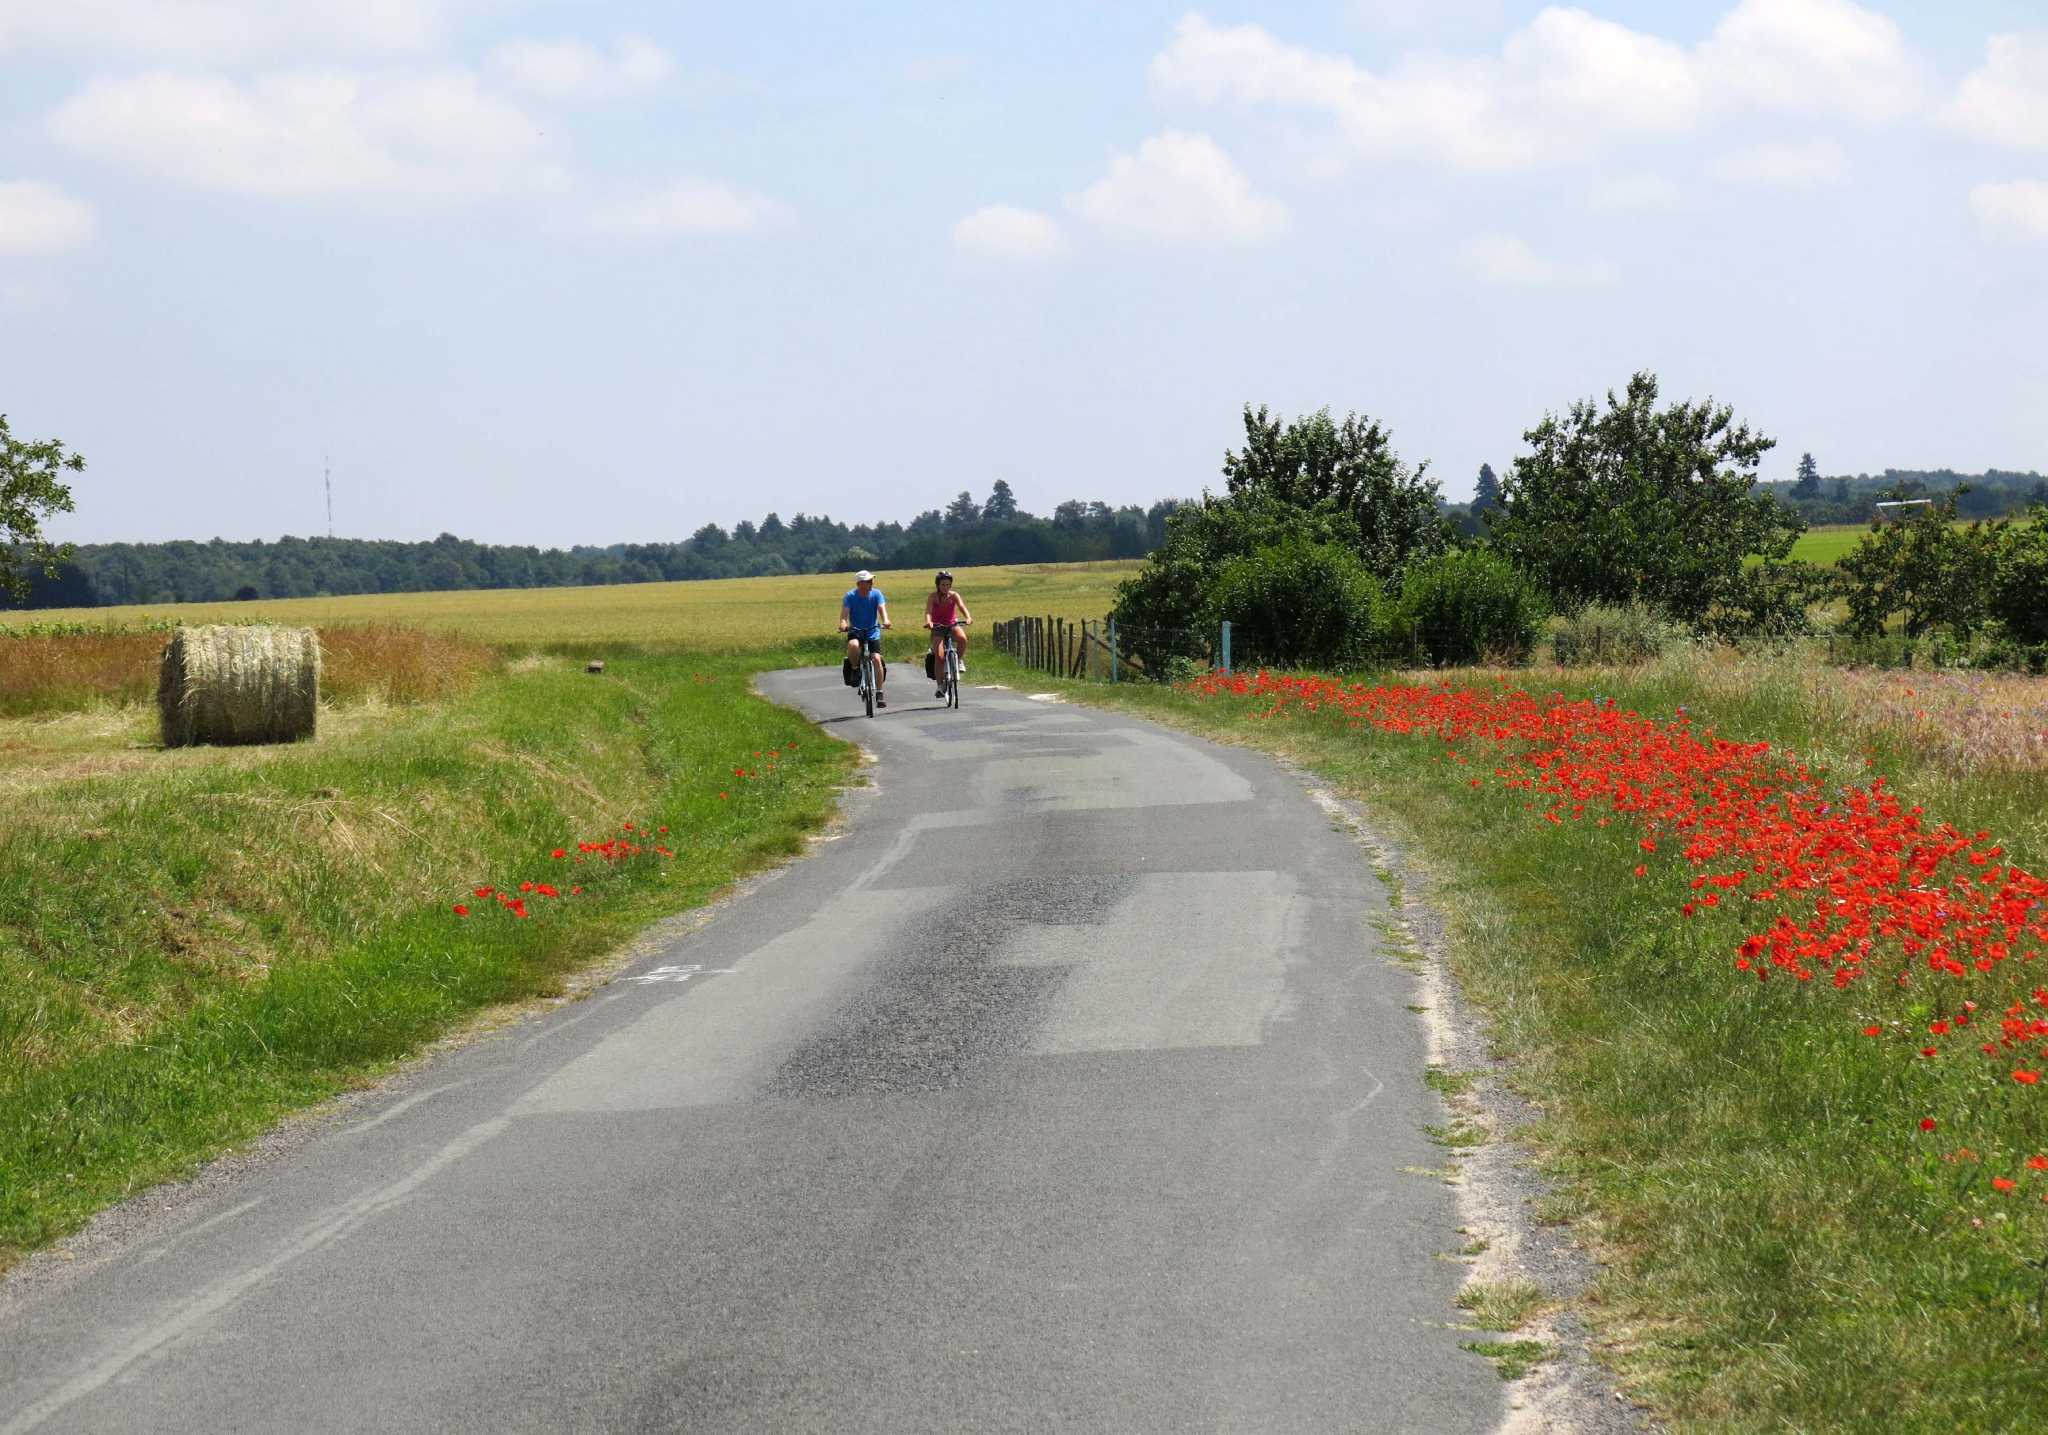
[925,570,972,697]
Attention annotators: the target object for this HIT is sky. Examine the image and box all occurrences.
[1,0,2044,547]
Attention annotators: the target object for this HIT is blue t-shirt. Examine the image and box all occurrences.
[844,587,886,639]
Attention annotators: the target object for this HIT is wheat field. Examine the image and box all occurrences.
[2,561,1142,648]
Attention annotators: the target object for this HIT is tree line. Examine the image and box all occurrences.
[1110,374,2048,673]
[1,480,1181,610]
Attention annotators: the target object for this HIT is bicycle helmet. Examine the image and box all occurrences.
[935,569,954,585]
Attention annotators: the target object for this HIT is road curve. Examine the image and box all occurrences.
[0,669,1501,1434]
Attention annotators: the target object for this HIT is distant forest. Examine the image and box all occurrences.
[1446,463,2046,533]
[3,482,1182,610]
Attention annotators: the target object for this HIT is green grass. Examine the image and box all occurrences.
[1457,1278,1548,1331]
[1460,1339,1553,1381]
[1785,517,2033,567]
[0,649,856,1269]
[987,647,2048,1432]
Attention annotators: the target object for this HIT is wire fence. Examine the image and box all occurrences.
[995,616,2048,684]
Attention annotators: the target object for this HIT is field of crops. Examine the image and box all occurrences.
[0,561,1141,648]
[1784,524,1868,565]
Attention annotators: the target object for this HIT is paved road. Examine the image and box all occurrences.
[0,669,1501,1434]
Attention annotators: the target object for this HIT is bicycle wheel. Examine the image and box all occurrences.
[863,653,877,718]
[947,645,961,709]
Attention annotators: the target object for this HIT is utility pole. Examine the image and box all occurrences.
[325,457,333,539]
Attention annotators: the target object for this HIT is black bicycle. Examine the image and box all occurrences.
[847,635,884,718]
[928,620,965,709]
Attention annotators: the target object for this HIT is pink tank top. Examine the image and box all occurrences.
[929,592,961,626]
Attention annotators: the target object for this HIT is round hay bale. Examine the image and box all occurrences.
[157,625,322,748]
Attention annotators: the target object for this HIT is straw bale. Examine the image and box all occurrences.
[157,625,321,748]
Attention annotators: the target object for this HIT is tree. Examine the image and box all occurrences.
[1221,404,1448,585]
[1,413,84,603]
[1490,372,1801,625]
[1472,463,1501,512]
[984,479,1020,522]
[1837,492,2001,640]
[944,490,981,527]
[1792,451,1822,501]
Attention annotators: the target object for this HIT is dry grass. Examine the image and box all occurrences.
[0,560,1142,648]
[0,625,499,720]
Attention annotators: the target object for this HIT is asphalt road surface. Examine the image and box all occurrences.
[0,669,1502,1434]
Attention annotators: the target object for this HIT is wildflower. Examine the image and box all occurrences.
[1920,1118,1938,1132]
[1862,1026,1882,1037]
[2015,1070,2042,1085]
[552,848,566,860]
[452,904,469,917]
[1994,1177,2018,1192]
[1634,864,1648,878]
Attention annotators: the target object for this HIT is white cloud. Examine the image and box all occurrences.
[951,204,1068,259]
[1699,0,1925,123]
[1153,3,1922,175]
[1947,34,2048,150]
[1151,12,1695,173]
[0,180,97,256]
[486,36,673,102]
[1067,131,1287,244]
[1971,179,2048,240]
[1460,233,1614,286]
[1593,173,1684,210]
[0,0,465,65]
[1711,138,1847,187]
[577,179,790,240]
[48,68,560,205]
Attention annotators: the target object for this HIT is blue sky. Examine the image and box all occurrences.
[1,0,2043,546]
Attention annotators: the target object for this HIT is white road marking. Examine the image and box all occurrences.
[340,1082,468,1136]
[624,964,737,985]
[136,1199,265,1267]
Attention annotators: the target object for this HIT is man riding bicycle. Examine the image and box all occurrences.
[839,569,891,707]
[925,570,972,698]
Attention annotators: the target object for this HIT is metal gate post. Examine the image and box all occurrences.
[1220,620,1232,674]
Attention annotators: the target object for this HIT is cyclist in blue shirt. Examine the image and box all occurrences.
[838,569,892,707]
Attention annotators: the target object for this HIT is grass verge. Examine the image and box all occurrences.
[980,649,2048,1433]
[0,650,854,1271]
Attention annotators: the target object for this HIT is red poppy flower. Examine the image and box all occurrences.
[1919,1118,1937,1132]
[452,904,469,917]
[1994,1177,2018,1192]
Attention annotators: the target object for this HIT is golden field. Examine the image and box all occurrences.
[1,561,1142,648]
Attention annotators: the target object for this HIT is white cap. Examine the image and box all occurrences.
[855,570,874,582]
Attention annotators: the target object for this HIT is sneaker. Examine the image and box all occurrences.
[876,692,887,708]
[936,684,948,698]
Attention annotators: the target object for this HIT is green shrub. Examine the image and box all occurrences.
[1398,549,1545,666]
[1990,506,2048,646]
[1212,538,1384,670]
[1553,602,1678,665]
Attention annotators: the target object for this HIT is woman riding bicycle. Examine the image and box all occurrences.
[925,570,972,698]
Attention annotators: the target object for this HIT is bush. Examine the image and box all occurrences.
[1990,506,2048,646]
[1397,549,1544,666]
[1211,539,1384,669]
[1552,602,1677,666]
